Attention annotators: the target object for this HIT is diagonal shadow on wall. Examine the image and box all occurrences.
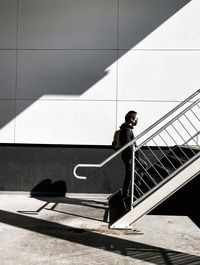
[0,0,192,131]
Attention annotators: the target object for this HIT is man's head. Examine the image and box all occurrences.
[125,110,138,126]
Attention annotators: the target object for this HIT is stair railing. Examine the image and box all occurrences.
[129,98,200,205]
[73,89,200,180]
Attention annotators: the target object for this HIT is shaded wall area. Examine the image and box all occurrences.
[0,145,200,227]
[0,144,199,226]
[150,176,200,228]
[0,144,123,194]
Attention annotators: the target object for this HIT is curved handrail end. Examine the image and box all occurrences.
[73,164,87,180]
[73,163,101,180]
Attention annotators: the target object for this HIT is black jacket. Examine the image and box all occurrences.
[119,122,134,163]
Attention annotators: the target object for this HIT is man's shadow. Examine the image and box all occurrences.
[18,179,108,222]
[30,179,67,197]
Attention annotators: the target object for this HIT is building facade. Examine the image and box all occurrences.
[0,0,199,195]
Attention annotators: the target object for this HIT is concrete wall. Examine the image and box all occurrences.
[0,0,199,145]
[0,144,120,194]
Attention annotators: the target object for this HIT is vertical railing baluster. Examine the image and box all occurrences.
[131,144,135,208]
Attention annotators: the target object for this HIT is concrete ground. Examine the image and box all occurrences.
[0,195,200,265]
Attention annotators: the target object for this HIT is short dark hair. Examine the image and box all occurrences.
[125,110,137,123]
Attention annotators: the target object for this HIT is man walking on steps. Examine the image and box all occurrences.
[119,110,138,200]
[119,110,146,201]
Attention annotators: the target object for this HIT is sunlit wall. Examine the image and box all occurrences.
[0,0,199,145]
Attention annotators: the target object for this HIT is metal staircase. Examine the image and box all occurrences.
[74,90,200,229]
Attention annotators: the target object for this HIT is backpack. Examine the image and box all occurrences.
[112,129,121,150]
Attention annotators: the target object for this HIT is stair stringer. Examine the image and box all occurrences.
[110,155,200,229]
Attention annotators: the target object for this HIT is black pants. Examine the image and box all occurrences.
[122,156,147,198]
[122,160,132,198]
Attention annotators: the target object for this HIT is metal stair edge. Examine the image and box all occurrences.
[110,156,200,229]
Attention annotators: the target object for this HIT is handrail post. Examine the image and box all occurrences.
[131,144,135,209]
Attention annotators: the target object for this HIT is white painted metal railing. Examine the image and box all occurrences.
[129,98,200,205]
[73,89,200,181]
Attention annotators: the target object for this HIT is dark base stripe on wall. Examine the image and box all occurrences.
[0,143,199,227]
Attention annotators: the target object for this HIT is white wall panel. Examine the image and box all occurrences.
[118,50,200,101]
[117,101,200,146]
[0,0,199,146]
[132,0,200,50]
[0,0,17,48]
[117,101,178,135]
[0,51,16,99]
[0,100,15,143]
[15,100,116,145]
[18,0,117,49]
[117,101,177,146]
[118,0,192,50]
[17,50,117,100]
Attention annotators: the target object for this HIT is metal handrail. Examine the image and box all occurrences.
[136,99,200,150]
[73,89,200,179]
[132,151,200,207]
